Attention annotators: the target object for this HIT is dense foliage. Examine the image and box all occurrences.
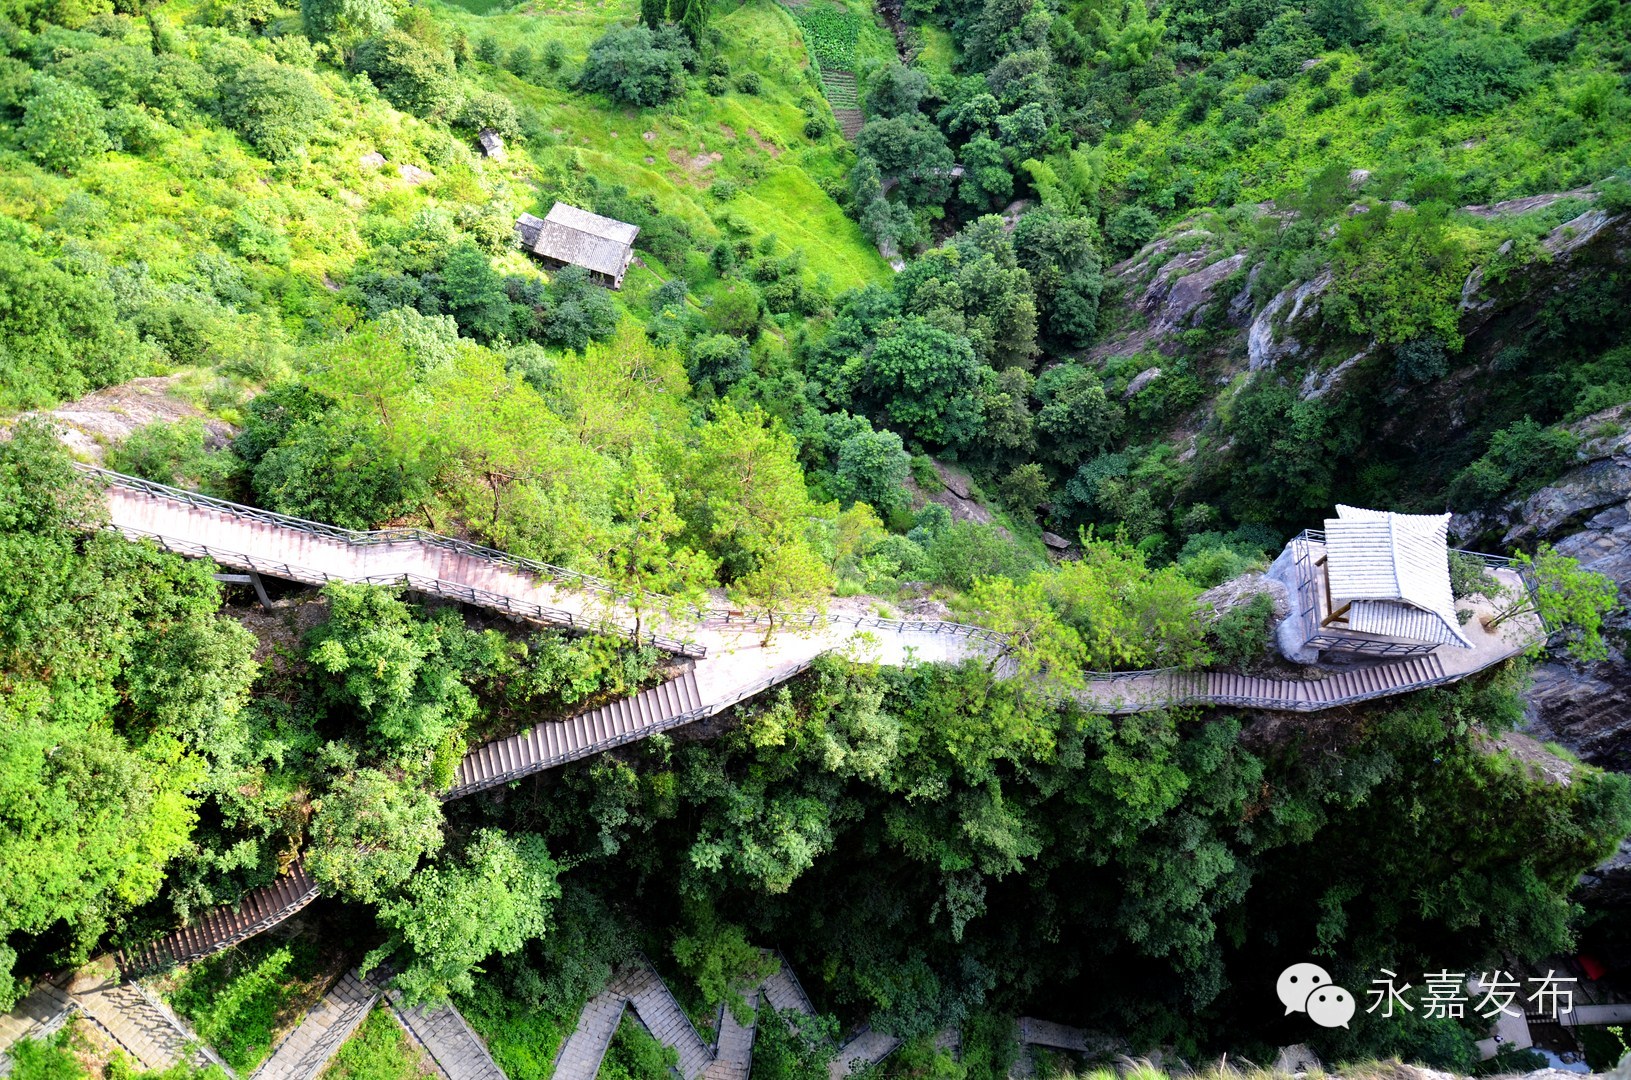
[1,0,1628,1067]
[453,657,1631,1068]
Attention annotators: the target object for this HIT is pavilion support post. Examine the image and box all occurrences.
[249,570,273,610]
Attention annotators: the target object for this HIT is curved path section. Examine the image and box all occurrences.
[85,466,1537,975]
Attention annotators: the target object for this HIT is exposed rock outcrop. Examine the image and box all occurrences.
[1466,406,1631,773]
[1092,235,1248,360]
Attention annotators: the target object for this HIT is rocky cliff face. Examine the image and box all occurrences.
[1445,405,1631,772]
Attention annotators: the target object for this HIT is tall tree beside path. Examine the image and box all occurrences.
[602,453,717,641]
[1486,545,1621,662]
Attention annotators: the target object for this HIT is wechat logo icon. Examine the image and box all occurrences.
[1277,963,1356,1029]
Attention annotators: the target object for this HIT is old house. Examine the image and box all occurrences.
[477,128,506,160]
[515,202,639,289]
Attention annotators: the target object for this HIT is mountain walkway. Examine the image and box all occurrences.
[73,465,1535,1016]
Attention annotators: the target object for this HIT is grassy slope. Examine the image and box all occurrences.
[906,0,1625,210]
[431,0,892,290]
[0,0,885,401]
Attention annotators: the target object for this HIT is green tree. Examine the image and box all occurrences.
[437,242,513,342]
[218,61,331,161]
[686,404,820,579]
[675,0,709,44]
[958,135,1014,213]
[460,91,521,142]
[966,575,1087,687]
[602,454,717,642]
[830,418,911,515]
[578,26,690,107]
[300,0,393,42]
[1012,209,1104,345]
[1032,364,1123,464]
[640,0,667,30]
[368,829,560,1003]
[0,422,245,1007]
[730,537,832,644]
[1487,545,1620,661]
[847,318,988,448]
[1309,0,1373,46]
[307,768,445,904]
[1327,204,1470,348]
[856,117,956,206]
[305,584,479,761]
[354,30,458,117]
[865,63,929,118]
[1043,537,1208,669]
[20,75,110,173]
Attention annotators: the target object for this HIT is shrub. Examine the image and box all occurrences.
[1409,30,1535,115]
[1209,593,1277,672]
[218,61,330,161]
[735,69,760,93]
[578,25,690,107]
[460,90,521,142]
[1394,336,1450,383]
[108,419,242,497]
[0,244,139,409]
[300,0,393,43]
[1448,550,1499,600]
[1105,204,1160,256]
[21,74,110,172]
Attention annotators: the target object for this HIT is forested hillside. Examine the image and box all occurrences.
[2,0,1630,1071]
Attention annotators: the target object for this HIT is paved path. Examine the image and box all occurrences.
[251,969,381,1080]
[386,992,505,1080]
[1560,1003,1631,1026]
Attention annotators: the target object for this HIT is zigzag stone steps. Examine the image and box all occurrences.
[828,1027,903,1080]
[619,966,713,1080]
[385,993,505,1080]
[251,969,381,1080]
[551,987,626,1080]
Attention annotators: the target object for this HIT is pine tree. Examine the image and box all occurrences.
[678,0,708,45]
[640,0,667,31]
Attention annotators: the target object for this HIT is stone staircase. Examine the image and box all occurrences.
[70,972,220,1073]
[0,982,76,1076]
[386,992,506,1080]
[251,968,381,1080]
